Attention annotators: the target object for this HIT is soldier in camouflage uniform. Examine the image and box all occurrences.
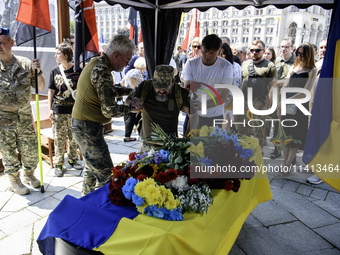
[236,40,277,149]
[0,28,45,195]
[48,43,82,177]
[71,35,143,196]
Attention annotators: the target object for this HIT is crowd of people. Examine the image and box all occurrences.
[0,25,327,196]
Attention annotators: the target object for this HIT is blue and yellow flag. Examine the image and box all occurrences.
[303,0,340,191]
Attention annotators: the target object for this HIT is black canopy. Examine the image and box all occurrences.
[95,0,335,77]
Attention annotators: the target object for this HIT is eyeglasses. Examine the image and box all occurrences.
[250,49,264,53]
[280,45,292,49]
[117,52,131,64]
[192,45,201,49]
[295,51,304,57]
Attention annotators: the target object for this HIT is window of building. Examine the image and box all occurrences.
[222,29,228,34]
[213,21,218,27]
[232,28,238,34]
[232,37,238,44]
[243,28,249,34]
[222,20,228,26]
[267,8,275,15]
[266,37,273,44]
[254,28,261,34]
[254,19,262,25]
[266,18,275,25]
[255,9,263,15]
[232,20,239,26]
[118,21,121,26]
[243,19,250,26]
[233,11,239,17]
[253,36,260,41]
[266,27,273,34]
[243,37,249,44]
[213,29,218,34]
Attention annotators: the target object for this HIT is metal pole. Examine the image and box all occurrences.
[81,0,85,68]
[33,27,45,193]
[154,0,158,68]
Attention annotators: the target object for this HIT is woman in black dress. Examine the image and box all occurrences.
[279,43,317,174]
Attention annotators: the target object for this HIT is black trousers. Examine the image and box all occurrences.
[124,112,142,137]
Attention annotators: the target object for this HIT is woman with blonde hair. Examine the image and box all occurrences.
[278,43,317,175]
[191,37,202,58]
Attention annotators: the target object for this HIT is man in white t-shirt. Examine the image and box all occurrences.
[183,34,233,128]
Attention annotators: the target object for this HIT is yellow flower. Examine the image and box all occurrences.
[137,204,148,214]
[189,129,200,137]
[150,164,159,178]
[272,140,281,146]
[246,109,254,120]
[191,142,205,158]
[199,125,210,137]
[134,182,145,197]
[164,199,180,210]
[284,138,293,145]
[144,185,161,205]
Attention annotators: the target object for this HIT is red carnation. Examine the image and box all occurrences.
[166,168,178,182]
[129,152,136,161]
[224,180,234,191]
[136,174,147,182]
[155,172,167,184]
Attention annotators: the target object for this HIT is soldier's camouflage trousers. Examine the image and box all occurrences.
[53,114,78,166]
[235,99,267,148]
[0,114,38,174]
[71,118,113,196]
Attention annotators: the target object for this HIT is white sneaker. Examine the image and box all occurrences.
[307,174,324,185]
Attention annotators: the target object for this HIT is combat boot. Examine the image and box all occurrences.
[23,170,41,188]
[8,172,30,195]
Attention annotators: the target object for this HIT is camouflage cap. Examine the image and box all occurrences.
[0,28,10,36]
[153,65,174,89]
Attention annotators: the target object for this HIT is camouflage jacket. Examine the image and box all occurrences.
[0,54,35,128]
[72,54,133,124]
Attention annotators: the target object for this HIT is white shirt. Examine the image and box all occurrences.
[184,56,233,116]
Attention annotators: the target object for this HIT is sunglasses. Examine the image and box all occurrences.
[192,45,201,49]
[250,49,264,53]
[295,51,304,57]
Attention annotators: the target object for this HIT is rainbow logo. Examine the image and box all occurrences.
[197,82,223,106]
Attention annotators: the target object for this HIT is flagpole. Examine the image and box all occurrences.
[81,0,85,68]
[33,27,45,193]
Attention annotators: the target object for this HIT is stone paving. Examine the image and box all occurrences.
[0,116,339,255]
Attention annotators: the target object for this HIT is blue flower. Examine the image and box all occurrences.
[132,194,144,206]
[235,145,243,154]
[169,207,183,221]
[230,134,239,145]
[240,149,253,159]
[199,157,212,166]
[158,149,170,163]
[122,177,137,199]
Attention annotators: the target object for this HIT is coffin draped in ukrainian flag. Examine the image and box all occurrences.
[37,126,272,254]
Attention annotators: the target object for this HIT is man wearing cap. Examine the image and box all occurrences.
[0,27,45,195]
[71,35,142,196]
[126,65,196,151]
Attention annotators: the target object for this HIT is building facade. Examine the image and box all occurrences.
[93,3,331,50]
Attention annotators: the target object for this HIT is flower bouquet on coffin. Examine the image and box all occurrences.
[270,123,301,153]
[190,125,256,180]
[108,124,256,221]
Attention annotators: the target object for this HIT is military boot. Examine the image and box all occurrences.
[8,172,30,195]
[23,170,41,188]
